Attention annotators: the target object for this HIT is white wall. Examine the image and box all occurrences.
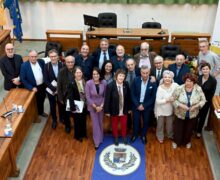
[212,0,220,44]
[4,2,217,39]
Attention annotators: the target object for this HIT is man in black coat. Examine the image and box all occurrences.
[92,38,115,69]
[0,43,23,90]
[44,49,64,129]
[75,44,94,81]
[150,55,167,86]
[57,55,75,133]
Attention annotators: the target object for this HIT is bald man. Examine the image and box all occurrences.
[134,42,155,70]
[111,45,130,73]
[75,44,94,81]
[0,43,23,90]
[20,50,47,117]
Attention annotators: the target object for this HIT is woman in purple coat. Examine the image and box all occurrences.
[85,67,107,150]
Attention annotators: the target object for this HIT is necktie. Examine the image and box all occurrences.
[129,72,133,88]
[103,51,107,61]
[118,86,123,112]
[157,70,161,80]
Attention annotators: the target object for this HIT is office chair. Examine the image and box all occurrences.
[45,41,62,57]
[160,44,181,60]
[142,22,161,29]
[98,13,117,28]
[65,48,79,58]
[132,45,153,56]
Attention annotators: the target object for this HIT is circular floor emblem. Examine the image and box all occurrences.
[99,144,141,176]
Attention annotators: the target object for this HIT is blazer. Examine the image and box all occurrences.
[85,79,107,112]
[0,54,23,90]
[104,80,131,116]
[131,76,157,110]
[173,84,206,119]
[20,59,45,90]
[68,79,86,112]
[111,54,130,73]
[92,48,115,68]
[198,75,217,104]
[133,52,155,69]
[168,63,190,85]
[57,66,73,103]
[150,67,167,86]
[44,61,63,93]
[75,54,95,81]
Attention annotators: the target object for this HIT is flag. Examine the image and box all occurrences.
[0,0,6,25]
[4,0,23,42]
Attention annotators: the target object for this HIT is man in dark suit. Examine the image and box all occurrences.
[92,38,115,69]
[20,50,47,117]
[44,49,64,129]
[57,55,75,133]
[0,43,23,90]
[150,55,167,86]
[111,45,130,73]
[131,65,157,144]
[125,58,140,130]
[133,42,155,70]
[168,54,190,85]
[75,44,94,81]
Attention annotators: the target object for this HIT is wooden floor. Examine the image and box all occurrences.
[24,116,213,180]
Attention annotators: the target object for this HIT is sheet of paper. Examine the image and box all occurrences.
[46,87,55,96]
[51,80,57,87]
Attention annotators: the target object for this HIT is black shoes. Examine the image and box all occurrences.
[141,136,147,144]
[65,127,71,134]
[130,136,137,143]
[114,138,119,146]
[123,137,128,145]
[40,112,48,118]
[51,121,57,129]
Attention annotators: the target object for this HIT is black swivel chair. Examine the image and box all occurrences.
[160,44,181,60]
[142,22,161,29]
[98,13,117,28]
[65,48,79,58]
[45,41,62,57]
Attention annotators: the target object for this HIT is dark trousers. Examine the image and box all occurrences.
[127,113,132,129]
[36,84,46,115]
[47,93,65,123]
[72,108,87,139]
[133,109,151,137]
[174,117,196,146]
[197,102,210,133]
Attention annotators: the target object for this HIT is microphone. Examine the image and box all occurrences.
[123,14,132,33]
[152,17,157,22]
[1,98,13,118]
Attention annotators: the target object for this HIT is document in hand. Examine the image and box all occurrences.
[66,99,84,113]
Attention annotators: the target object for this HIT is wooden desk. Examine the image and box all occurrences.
[46,30,83,52]
[171,32,211,56]
[86,28,169,55]
[0,30,11,56]
[0,138,19,180]
[209,96,220,153]
[0,88,39,179]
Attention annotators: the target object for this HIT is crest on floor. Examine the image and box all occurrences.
[99,144,141,176]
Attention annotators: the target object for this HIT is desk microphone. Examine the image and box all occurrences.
[123,14,132,33]
[151,17,166,35]
[1,98,13,118]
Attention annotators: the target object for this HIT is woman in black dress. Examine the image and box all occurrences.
[197,62,217,137]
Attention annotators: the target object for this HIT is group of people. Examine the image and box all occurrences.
[0,38,219,150]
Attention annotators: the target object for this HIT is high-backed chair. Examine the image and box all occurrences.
[142,22,161,29]
[45,41,62,57]
[98,13,117,28]
[160,44,181,60]
[65,48,79,58]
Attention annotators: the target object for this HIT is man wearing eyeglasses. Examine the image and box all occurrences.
[134,42,155,70]
[198,39,220,95]
[0,43,23,90]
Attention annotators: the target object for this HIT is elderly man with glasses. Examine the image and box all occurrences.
[0,43,23,90]
[134,42,155,70]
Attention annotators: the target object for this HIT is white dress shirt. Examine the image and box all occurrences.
[30,62,43,85]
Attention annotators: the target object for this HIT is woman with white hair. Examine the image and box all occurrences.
[154,70,179,143]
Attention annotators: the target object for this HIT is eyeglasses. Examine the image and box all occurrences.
[6,48,14,51]
[141,48,148,51]
[199,45,206,48]
[155,62,162,64]
[66,61,74,64]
